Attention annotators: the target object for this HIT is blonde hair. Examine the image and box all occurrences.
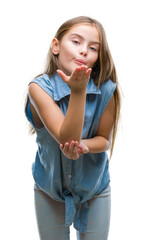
[25,16,121,158]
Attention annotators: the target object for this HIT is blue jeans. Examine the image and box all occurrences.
[34,184,111,240]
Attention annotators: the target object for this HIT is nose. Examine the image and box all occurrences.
[80,45,88,56]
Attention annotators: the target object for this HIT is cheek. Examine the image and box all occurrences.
[93,53,99,62]
[89,54,99,67]
[60,42,74,60]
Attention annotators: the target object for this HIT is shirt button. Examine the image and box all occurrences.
[68,175,71,179]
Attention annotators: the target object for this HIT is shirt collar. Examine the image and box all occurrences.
[49,73,101,101]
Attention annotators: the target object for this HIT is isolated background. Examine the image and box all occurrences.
[1,0,145,239]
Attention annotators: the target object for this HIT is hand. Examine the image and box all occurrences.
[77,141,89,156]
[60,140,89,160]
[57,65,92,92]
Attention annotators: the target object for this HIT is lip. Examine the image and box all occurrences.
[75,58,87,65]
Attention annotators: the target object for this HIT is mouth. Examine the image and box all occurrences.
[75,58,87,65]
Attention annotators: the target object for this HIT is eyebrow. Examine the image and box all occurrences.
[70,33,100,45]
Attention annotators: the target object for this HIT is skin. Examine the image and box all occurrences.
[52,24,100,76]
[28,24,115,160]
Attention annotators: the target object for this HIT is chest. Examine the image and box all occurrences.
[57,94,100,138]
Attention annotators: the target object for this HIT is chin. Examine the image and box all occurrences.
[62,68,75,76]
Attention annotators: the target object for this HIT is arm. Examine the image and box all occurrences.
[81,136,110,154]
[86,93,115,153]
[28,66,91,144]
[60,93,115,158]
[59,85,87,143]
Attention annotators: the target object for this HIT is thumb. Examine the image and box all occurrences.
[57,70,69,84]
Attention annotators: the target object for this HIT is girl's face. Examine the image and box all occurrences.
[51,24,100,75]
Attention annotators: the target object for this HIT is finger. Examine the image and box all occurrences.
[63,142,69,155]
[70,66,87,81]
[60,144,64,150]
[78,66,89,81]
[68,141,78,159]
[86,68,92,79]
[74,140,79,145]
[69,141,75,152]
[78,149,82,156]
[71,141,80,159]
[77,68,86,80]
[72,154,79,160]
[80,65,88,70]
[73,141,79,155]
[71,67,81,80]
[62,141,75,158]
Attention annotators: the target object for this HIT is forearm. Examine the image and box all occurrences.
[81,136,110,153]
[60,89,86,144]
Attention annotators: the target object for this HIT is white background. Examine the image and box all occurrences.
[0,0,145,239]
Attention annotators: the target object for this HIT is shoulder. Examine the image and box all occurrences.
[99,79,116,101]
[100,80,116,95]
[29,74,54,99]
[29,73,71,102]
[98,80,116,117]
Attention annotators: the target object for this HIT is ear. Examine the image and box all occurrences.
[51,38,59,55]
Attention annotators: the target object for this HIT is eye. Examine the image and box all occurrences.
[90,47,97,52]
[72,40,80,45]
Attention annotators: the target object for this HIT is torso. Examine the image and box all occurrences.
[30,102,44,129]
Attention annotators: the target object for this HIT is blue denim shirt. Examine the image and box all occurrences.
[25,73,116,233]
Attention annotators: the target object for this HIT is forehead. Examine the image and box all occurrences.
[63,23,100,42]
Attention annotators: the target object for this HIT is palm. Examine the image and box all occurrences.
[57,66,92,91]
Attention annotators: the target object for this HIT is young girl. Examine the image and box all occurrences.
[25,16,121,240]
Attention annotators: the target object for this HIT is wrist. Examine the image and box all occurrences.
[80,139,90,153]
[81,137,109,154]
[71,88,87,95]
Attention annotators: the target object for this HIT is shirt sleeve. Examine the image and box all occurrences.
[98,80,116,118]
[25,74,54,131]
[30,74,54,99]
[25,97,40,130]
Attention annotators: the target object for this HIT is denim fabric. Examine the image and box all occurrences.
[34,183,111,240]
[25,73,116,233]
